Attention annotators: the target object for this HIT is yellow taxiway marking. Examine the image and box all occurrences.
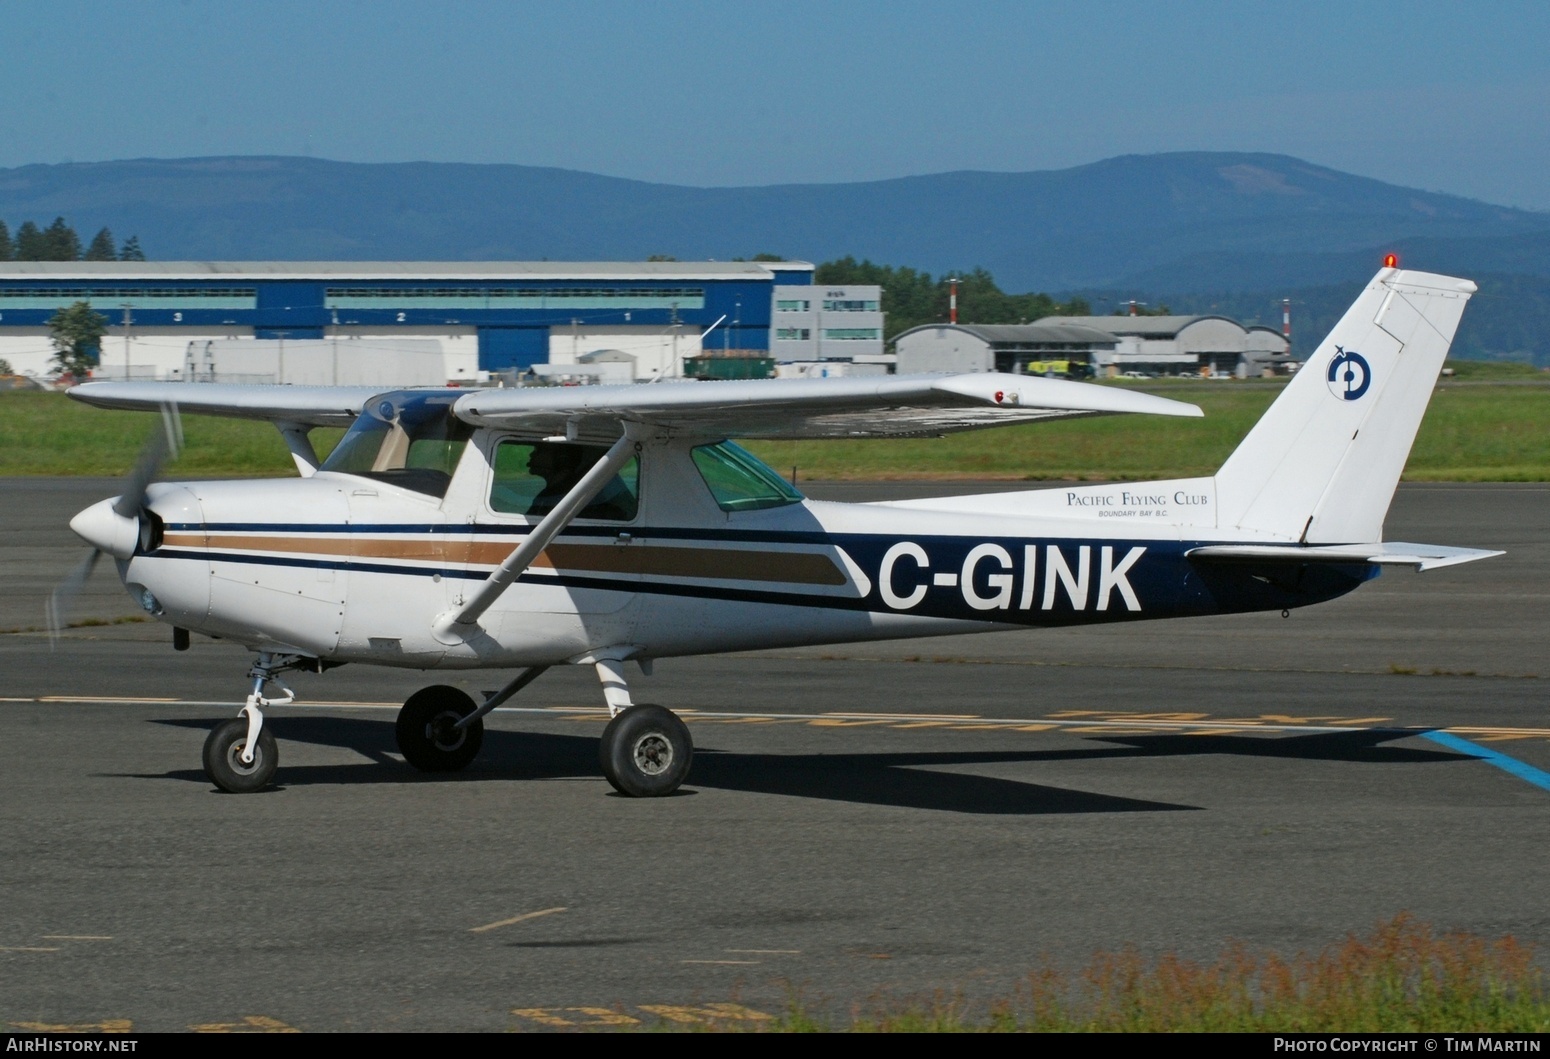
[639,1004,773,1024]
[11,1020,132,1033]
[0,946,60,952]
[17,696,1550,743]
[471,906,567,933]
[823,711,980,720]
[1453,726,1550,738]
[727,948,801,954]
[190,1015,299,1033]
[511,1003,773,1027]
[512,1007,641,1027]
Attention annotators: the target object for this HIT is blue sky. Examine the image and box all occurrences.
[6,0,1548,209]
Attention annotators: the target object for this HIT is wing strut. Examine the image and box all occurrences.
[274,421,321,477]
[431,429,641,644]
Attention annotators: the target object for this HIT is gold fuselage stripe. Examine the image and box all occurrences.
[160,533,849,586]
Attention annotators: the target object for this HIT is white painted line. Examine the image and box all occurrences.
[470,906,567,933]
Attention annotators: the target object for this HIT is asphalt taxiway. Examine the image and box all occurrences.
[1,479,1546,1031]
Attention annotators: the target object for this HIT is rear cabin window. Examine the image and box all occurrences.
[320,391,471,498]
[691,441,803,512]
[489,440,639,522]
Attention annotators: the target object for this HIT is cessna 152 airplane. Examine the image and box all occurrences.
[55,265,1498,797]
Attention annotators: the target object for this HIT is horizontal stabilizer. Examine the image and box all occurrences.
[1187,541,1503,571]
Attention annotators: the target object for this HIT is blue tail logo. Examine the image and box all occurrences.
[1327,347,1372,401]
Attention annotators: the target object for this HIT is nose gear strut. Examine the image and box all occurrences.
[203,651,312,793]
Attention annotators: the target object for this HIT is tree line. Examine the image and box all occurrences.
[813,258,1092,340]
[0,217,144,262]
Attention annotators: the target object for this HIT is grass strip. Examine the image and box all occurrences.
[5,375,1550,481]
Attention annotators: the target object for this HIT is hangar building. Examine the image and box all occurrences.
[0,260,814,383]
[1054,315,1292,376]
[894,315,1292,378]
[893,321,1120,376]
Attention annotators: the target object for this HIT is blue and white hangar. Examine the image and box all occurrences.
[0,259,819,383]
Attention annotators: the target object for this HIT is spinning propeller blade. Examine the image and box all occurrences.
[45,549,101,647]
[112,403,182,518]
[48,403,182,647]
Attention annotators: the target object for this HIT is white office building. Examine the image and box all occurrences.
[770,284,886,368]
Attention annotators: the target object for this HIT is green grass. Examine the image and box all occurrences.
[5,375,1550,481]
[750,915,1550,1032]
[0,391,343,477]
[751,379,1550,482]
[1442,359,1548,380]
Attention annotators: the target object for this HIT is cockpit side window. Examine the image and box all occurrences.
[320,392,472,498]
[690,441,803,512]
[489,440,639,522]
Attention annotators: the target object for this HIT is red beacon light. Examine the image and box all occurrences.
[1383,253,1399,269]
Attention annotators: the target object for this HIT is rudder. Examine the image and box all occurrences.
[1214,267,1475,543]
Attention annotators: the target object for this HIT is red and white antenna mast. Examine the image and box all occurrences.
[948,277,960,324]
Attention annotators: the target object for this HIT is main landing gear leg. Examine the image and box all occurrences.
[594,659,692,797]
[203,651,298,793]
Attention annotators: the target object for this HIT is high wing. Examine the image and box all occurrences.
[69,373,1202,440]
[68,382,384,427]
[451,373,1201,440]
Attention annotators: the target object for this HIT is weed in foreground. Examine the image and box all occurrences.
[751,915,1549,1032]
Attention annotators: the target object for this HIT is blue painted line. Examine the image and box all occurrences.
[1421,730,1550,793]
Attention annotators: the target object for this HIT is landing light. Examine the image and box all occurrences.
[130,583,163,616]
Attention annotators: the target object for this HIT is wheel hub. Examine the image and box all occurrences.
[427,712,467,752]
[631,733,674,776]
[225,740,262,777]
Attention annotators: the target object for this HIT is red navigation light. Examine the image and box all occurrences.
[994,390,1005,404]
[1383,253,1399,268]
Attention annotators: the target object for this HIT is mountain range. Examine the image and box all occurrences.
[3,152,1548,360]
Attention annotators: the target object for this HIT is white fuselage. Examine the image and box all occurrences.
[116,430,1349,671]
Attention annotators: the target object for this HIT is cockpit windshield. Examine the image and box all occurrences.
[320,391,472,497]
[691,441,803,512]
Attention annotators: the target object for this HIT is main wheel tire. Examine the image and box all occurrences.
[599,704,693,797]
[203,717,279,793]
[396,686,484,772]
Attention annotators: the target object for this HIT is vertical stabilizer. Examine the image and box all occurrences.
[1214,267,1475,543]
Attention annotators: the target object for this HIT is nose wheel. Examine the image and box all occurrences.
[203,717,278,793]
[396,686,484,772]
[203,652,300,793]
[599,704,693,797]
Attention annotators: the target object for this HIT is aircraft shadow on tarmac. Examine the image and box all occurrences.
[131,715,1469,816]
